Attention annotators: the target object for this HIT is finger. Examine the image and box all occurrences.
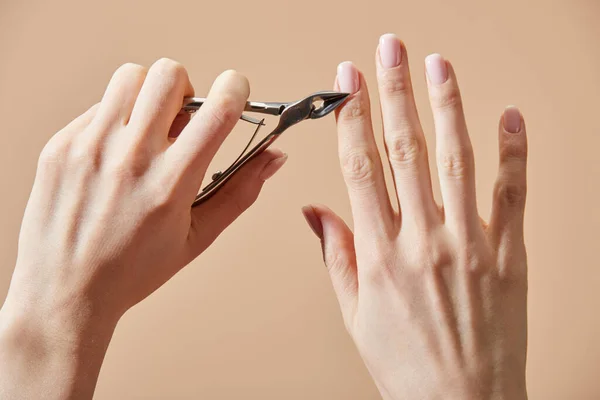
[489,106,528,247]
[94,63,147,127]
[184,148,287,260]
[376,34,438,229]
[335,61,395,237]
[425,54,479,237]
[166,70,250,186]
[128,58,194,145]
[302,204,358,326]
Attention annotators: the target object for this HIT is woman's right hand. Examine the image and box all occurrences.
[303,34,528,400]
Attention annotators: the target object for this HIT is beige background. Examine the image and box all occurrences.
[1,0,599,398]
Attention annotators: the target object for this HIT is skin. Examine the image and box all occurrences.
[302,34,528,399]
[0,59,288,399]
[0,34,528,400]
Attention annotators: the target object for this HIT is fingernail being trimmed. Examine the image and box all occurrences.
[337,61,359,94]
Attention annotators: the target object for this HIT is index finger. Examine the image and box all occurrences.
[335,62,395,238]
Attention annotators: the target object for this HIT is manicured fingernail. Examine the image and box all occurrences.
[301,206,323,239]
[337,61,359,94]
[425,53,448,85]
[379,33,402,69]
[503,106,522,133]
[260,153,288,181]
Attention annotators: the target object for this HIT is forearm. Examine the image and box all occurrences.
[0,293,117,400]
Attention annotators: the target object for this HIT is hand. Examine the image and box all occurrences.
[302,34,528,400]
[0,59,287,399]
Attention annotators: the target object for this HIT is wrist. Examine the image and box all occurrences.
[0,290,119,399]
[0,280,120,354]
[374,375,527,400]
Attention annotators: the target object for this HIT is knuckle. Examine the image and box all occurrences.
[341,150,377,186]
[152,58,186,79]
[67,142,102,170]
[338,99,368,121]
[386,133,422,167]
[400,231,450,273]
[499,141,528,163]
[498,257,528,287]
[379,70,411,95]
[432,86,462,111]
[439,149,472,179]
[495,180,526,207]
[362,262,394,287]
[104,159,130,180]
[105,150,148,180]
[421,245,452,272]
[38,137,69,166]
[456,244,486,273]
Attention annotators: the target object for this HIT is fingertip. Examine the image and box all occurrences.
[308,204,352,237]
[259,147,285,160]
[212,69,251,100]
[307,203,333,220]
[258,151,287,181]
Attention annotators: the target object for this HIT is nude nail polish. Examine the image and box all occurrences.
[425,53,448,85]
[337,61,359,93]
[379,33,402,69]
[503,106,522,133]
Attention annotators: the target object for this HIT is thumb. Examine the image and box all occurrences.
[302,204,358,325]
[186,148,288,258]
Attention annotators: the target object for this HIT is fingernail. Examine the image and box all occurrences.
[379,33,402,69]
[425,53,448,85]
[337,61,359,94]
[503,106,522,133]
[301,206,323,239]
[260,153,288,181]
